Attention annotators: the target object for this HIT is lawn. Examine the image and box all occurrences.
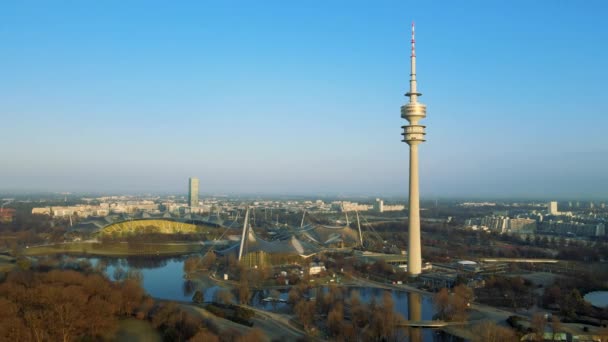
[23,241,202,256]
[0,255,15,272]
[114,318,162,342]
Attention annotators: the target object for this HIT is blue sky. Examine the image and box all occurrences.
[1,1,607,199]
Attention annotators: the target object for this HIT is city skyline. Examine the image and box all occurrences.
[1,1,607,198]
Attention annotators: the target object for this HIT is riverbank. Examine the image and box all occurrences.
[0,254,15,272]
[22,241,202,257]
[349,274,524,340]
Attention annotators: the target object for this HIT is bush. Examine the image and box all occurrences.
[204,304,254,327]
[230,316,254,327]
[204,304,226,318]
[192,290,204,304]
[234,306,255,320]
[506,315,526,331]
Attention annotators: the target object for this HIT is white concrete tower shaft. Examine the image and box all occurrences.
[401,22,426,276]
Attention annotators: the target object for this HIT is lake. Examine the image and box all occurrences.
[584,291,608,308]
[58,255,461,341]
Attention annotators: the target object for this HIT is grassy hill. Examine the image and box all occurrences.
[100,219,199,237]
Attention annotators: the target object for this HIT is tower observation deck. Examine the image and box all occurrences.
[401,22,426,276]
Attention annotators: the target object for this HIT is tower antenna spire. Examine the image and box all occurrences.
[407,22,420,103]
[411,21,415,57]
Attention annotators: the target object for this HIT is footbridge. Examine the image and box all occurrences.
[397,320,468,328]
[481,258,559,263]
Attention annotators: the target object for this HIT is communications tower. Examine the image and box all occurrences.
[401,22,426,276]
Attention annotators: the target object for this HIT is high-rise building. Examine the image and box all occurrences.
[188,177,199,207]
[374,198,405,213]
[548,201,558,215]
[375,198,385,213]
[401,22,426,276]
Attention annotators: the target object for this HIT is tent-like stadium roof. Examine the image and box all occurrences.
[305,225,360,246]
[217,227,319,258]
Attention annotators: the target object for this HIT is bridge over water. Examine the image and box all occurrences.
[397,320,468,328]
[481,258,558,263]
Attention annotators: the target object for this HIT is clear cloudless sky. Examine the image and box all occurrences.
[1,1,607,199]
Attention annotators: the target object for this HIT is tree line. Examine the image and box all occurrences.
[288,284,406,341]
[0,267,270,342]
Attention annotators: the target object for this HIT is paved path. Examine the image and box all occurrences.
[241,305,309,340]
[179,302,307,341]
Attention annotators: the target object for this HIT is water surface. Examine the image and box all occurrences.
[584,291,608,307]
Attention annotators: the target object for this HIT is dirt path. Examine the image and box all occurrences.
[179,302,309,341]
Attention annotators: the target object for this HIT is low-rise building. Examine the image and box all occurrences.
[508,218,536,233]
[309,262,326,276]
[332,201,372,212]
[467,216,536,234]
[480,216,509,233]
[539,221,605,237]
[419,272,458,289]
[32,207,51,215]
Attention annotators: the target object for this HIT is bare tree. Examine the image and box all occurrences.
[238,279,251,305]
[471,321,517,342]
[451,285,472,322]
[327,302,344,338]
[433,288,450,319]
[531,313,547,342]
[454,284,474,305]
[201,252,216,270]
[350,290,367,334]
[295,299,316,330]
[551,315,562,341]
[120,279,145,315]
[184,256,201,273]
[381,291,397,335]
[287,287,301,306]
[433,286,472,322]
[214,289,235,305]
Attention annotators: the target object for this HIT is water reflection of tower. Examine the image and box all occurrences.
[408,292,423,342]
